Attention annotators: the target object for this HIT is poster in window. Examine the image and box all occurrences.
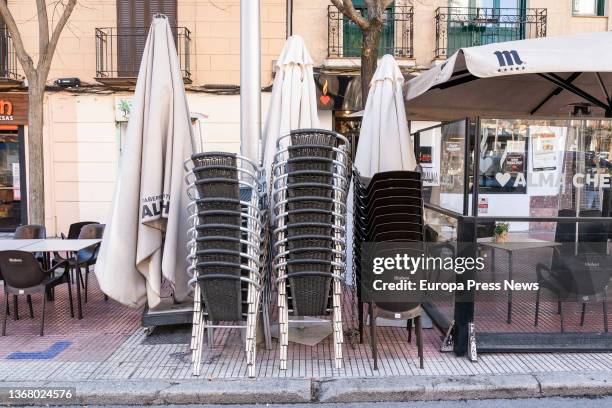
[12,162,20,201]
[419,128,441,187]
[503,152,525,173]
[501,140,525,173]
[531,129,558,171]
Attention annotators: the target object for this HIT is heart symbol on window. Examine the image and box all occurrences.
[495,172,512,187]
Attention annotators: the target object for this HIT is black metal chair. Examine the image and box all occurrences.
[54,221,99,284]
[272,129,350,370]
[0,251,72,336]
[353,170,426,370]
[185,152,268,378]
[67,224,106,303]
[535,209,610,332]
[9,225,47,318]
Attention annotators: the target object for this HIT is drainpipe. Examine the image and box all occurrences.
[240,0,261,164]
[286,0,293,38]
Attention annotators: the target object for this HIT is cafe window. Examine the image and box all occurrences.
[117,0,177,77]
[572,0,606,16]
[0,126,25,231]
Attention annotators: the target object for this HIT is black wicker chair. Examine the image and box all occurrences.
[272,129,350,370]
[185,152,268,377]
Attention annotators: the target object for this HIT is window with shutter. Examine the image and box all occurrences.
[117,0,177,77]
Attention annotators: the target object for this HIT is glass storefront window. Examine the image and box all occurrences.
[0,128,24,230]
[473,117,611,339]
[416,120,467,215]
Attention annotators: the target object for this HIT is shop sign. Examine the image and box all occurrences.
[0,93,28,125]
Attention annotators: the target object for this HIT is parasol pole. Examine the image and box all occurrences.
[240,0,262,164]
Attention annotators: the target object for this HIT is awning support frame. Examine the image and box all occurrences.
[538,72,612,116]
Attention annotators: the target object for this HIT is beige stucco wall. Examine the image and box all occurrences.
[6,0,286,86]
[6,1,611,84]
[179,0,286,86]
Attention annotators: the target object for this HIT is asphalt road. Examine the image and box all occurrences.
[46,396,612,408]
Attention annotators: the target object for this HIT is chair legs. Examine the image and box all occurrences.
[245,288,260,378]
[407,318,413,343]
[580,302,586,326]
[370,304,424,371]
[191,285,204,376]
[191,300,205,376]
[603,291,609,333]
[559,300,565,333]
[65,278,75,319]
[261,289,272,350]
[534,288,540,326]
[27,295,34,318]
[415,315,424,369]
[278,278,289,371]
[331,278,343,370]
[2,292,8,336]
[12,295,18,320]
[39,291,47,336]
[84,266,89,303]
[370,302,378,370]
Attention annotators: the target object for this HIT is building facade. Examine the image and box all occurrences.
[0,0,610,234]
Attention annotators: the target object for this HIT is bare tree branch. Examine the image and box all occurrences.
[0,2,36,78]
[40,0,77,78]
[382,0,395,9]
[330,0,369,30]
[36,0,50,59]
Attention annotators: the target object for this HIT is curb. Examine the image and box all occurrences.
[0,372,610,405]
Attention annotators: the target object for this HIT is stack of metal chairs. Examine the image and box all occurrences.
[352,170,426,370]
[271,129,350,370]
[185,152,270,378]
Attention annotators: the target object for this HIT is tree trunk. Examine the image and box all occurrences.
[27,83,45,225]
[360,22,382,108]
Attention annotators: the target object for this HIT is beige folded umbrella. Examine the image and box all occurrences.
[262,35,319,176]
[96,16,194,309]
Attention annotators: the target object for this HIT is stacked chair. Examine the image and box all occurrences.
[271,129,350,370]
[353,170,426,370]
[185,152,270,378]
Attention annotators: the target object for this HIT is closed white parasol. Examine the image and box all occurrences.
[261,35,320,177]
[95,16,194,309]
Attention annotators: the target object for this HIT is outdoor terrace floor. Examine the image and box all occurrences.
[0,272,610,381]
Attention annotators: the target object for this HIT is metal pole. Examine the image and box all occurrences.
[240,0,261,164]
[286,0,293,38]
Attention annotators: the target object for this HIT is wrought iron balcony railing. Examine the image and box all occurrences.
[0,28,19,82]
[328,5,414,59]
[435,7,547,59]
[95,27,191,84]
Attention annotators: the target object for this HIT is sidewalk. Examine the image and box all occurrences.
[0,275,610,404]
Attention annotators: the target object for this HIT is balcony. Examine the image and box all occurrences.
[0,28,21,86]
[95,27,192,86]
[326,5,414,68]
[435,7,547,59]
